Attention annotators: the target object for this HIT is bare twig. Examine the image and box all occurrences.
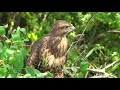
[89,75,109,78]
[107,29,120,33]
[74,12,99,46]
[88,73,117,78]
[87,68,113,78]
[94,33,105,42]
[102,58,120,70]
[85,65,92,78]
[73,49,86,65]
[87,68,105,74]
[3,35,9,40]
[67,13,99,53]
[87,59,120,78]
[85,71,89,78]
[43,12,49,21]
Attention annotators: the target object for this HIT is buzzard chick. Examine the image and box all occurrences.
[26,20,75,74]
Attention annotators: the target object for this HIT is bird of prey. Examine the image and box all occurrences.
[26,20,75,76]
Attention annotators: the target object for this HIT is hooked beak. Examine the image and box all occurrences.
[68,25,75,32]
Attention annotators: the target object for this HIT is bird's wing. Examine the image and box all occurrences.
[26,36,49,68]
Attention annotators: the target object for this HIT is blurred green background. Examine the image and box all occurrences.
[0,12,120,78]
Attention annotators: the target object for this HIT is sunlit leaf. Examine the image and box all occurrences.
[20,28,26,34]
[31,32,38,41]
[75,73,84,78]
[24,73,32,78]
[111,63,120,72]
[36,73,47,78]
[71,66,78,73]
[5,39,11,44]
[12,33,20,41]
[9,57,15,63]
[5,49,14,56]
[85,49,94,58]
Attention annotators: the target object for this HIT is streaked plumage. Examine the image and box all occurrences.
[26,20,75,75]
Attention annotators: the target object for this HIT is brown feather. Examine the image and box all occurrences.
[26,20,75,74]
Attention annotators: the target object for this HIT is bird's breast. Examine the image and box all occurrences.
[57,36,68,54]
[41,36,68,71]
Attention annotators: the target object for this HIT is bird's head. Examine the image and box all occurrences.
[51,20,75,36]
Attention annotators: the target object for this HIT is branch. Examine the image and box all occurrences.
[89,75,109,78]
[85,65,92,78]
[88,73,117,78]
[87,59,120,78]
[102,58,120,70]
[87,68,105,74]
[74,12,99,46]
[42,12,49,21]
[107,29,120,33]
[67,13,99,53]
[87,68,113,78]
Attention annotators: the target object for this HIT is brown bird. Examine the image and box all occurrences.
[26,20,75,77]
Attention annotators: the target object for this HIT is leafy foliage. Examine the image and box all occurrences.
[0,12,120,78]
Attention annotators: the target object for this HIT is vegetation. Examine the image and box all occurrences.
[0,12,120,78]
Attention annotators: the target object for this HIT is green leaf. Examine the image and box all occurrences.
[12,29,21,41]
[25,66,36,76]
[10,45,17,50]
[75,73,84,78]
[27,33,31,38]
[20,28,26,34]
[24,73,32,78]
[69,31,76,39]
[12,33,20,41]
[0,75,5,78]
[33,69,40,74]
[0,46,7,59]
[85,49,94,58]
[32,68,47,78]
[15,49,26,70]
[19,48,28,58]
[9,57,15,63]
[17,26,20,31]
[80,62,89,72]
[111,63,120,72]
[36,73,47,78]
[7,74,12,78]
[7,73,16,78]
[31,32,38,41]
[5,39,11,44]
[71,66,78,72]
[14,53,24,72]
[0,26,5,35]
[0,42,3,53]
[69,50,77,61]
[14,40,24,45]
[0,68,8,75]
[5,49,14,57]
[3,24,8,28]
[46,71,54,77]
[0,42,3,48]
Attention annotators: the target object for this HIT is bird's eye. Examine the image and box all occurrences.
[64,26,70,29]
